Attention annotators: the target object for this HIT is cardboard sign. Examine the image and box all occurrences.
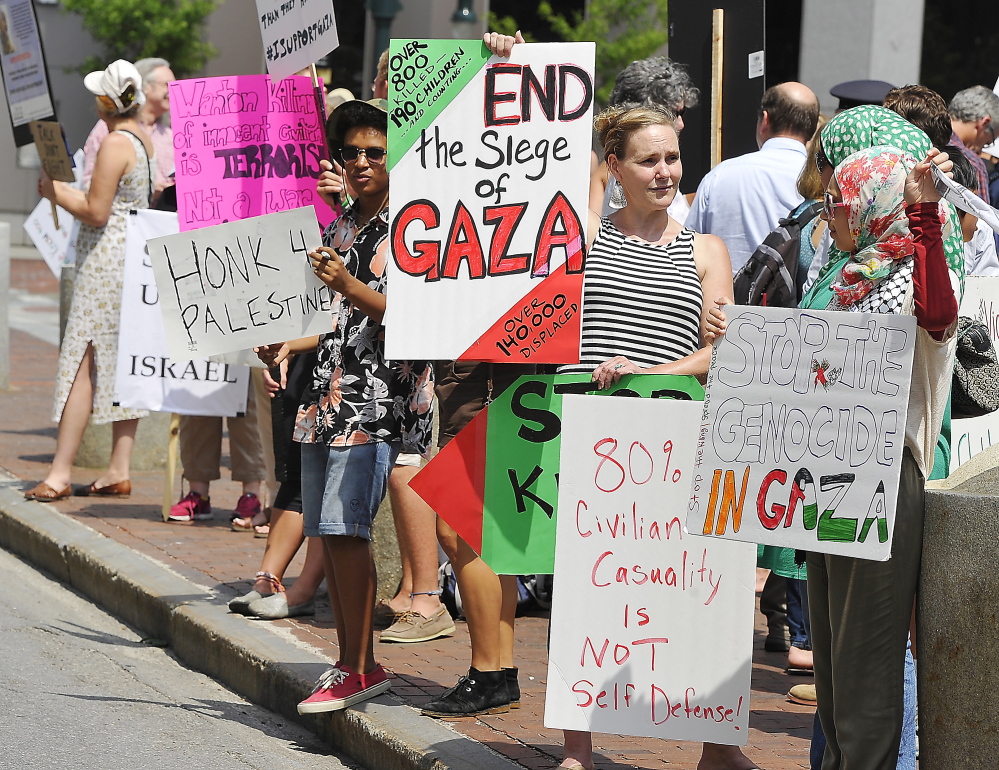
[384,41,595,363]
[169,74,331,232]
[255,0,338,81]
[545,395,756,742]
[410,373,704,574]
[114,210,250,416]
[146,206,330,361]
[29,120,73,181]
[687,306,917,561]
[0,0,56,146]
[23,148,83,277]
[951,277,999,470]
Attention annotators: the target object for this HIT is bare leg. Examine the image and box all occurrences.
[43,344,96,490]
[445,534,503,671]
[253,507,306,591]
[561,730,593,769]
[323,534,377,674]
[696,743,758,770]
[498,574,518,669]
[87,418,138,488]
[187,480,211,498]
[321,540,345,654]
[388,465,444,617]
[283,537,326,606]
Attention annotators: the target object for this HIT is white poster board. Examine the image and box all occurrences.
[147,206,329,360]
[23,148,83,277]
[115,210,250,416]
[546,395,756,743]
[687,306,917,561]
[951,276,999,470]
[385,41,594,363]
[254,0,338,80]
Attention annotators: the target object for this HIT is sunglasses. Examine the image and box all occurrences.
[340,145,387,164]
[823,190,850,219]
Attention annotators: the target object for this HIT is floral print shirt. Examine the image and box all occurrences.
[294,205,434,454]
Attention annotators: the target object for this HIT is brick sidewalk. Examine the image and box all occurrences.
[2,264,813,769]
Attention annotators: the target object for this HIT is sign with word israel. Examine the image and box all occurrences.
[169,74,331,231]
[115,210,250,416]
[146,206,330,361]
[384,41,595,363]
[254,0,338,81]
[546,395,756,742]
[687,306,917,561]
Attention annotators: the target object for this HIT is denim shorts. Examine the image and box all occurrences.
[301,441,400,539]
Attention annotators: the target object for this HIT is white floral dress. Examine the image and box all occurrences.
[52,131,152,424]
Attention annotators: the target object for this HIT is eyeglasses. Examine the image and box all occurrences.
[985,120,996,145]
[823,191,850,219]
[815,150,831,173]
[340,145,387,164]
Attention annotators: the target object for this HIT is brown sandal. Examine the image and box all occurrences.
[76,480,131,498]
[24,482,72,501]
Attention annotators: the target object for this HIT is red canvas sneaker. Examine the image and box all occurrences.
[168,491,212,523]
[297,663,391,714]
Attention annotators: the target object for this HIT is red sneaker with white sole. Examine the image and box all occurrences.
[297,663,390,713]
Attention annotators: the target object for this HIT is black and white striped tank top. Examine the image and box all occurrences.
[560,217,702,373]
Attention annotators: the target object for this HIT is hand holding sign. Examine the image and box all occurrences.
[316,159,346,209]
[904,149,944,206]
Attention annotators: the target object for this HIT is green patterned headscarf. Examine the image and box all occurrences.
[803,105,965,309]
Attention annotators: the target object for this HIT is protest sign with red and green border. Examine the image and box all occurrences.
[384,41,595,364]
[410,373,704,574]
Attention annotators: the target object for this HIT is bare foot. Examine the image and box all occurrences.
[788,646,813,671]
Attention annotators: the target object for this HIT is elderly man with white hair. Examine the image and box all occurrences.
[82,57,176,198]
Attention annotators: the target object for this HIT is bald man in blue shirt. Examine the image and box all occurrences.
[688,82,820,273]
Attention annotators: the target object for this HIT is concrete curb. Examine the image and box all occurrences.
[0,471,521,770]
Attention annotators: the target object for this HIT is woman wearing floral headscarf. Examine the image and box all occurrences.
[711,139,957,770]
[806,144,957,770]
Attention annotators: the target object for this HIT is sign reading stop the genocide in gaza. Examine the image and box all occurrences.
[384,41,595,363]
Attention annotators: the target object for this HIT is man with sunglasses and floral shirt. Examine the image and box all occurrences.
[258,99,435,713]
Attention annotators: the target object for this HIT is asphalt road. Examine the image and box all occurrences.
[0,546,358,770]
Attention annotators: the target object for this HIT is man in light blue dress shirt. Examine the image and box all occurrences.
[687,82,820,273]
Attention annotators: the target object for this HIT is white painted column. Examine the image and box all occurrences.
[799,0,926,115]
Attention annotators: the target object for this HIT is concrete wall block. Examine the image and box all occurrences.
[919,489,999,767]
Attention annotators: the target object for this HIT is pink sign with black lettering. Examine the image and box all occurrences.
[545,395,756,743]
[169,74,333,232]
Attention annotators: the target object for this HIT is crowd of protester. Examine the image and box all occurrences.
[21,26,999,770]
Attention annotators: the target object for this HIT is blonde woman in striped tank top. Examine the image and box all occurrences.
[559,107,750,770]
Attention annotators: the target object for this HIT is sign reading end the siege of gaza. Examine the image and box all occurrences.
[687,306,917,561]
[384,41,595,364]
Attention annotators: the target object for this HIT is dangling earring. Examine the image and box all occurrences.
[610,178,627,209]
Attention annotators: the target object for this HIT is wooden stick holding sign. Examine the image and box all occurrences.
[29,120,74,229]
[710,9,724,168]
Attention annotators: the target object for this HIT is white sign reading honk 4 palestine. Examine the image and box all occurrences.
[147,206,329,361]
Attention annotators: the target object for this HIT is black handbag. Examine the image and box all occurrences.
[952,316,999,419]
